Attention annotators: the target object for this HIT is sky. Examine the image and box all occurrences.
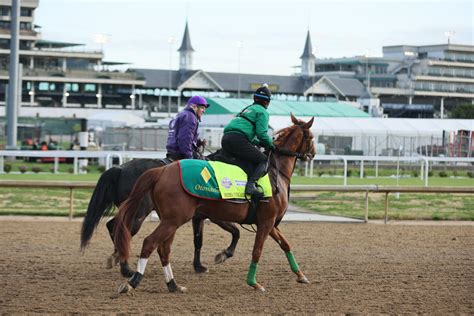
[37,0,473,75]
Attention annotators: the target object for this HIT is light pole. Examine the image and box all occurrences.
[167,36,175,117]
[6,0,20,150]
[237,41,242,99]
[365,50,371,92]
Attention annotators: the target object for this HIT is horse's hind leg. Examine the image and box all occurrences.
[105,218,120,269]
[269,227,309,284]
[213,220,240,265]
[118,220,185,294]
[112,205,151,276]
[192,214,208,273]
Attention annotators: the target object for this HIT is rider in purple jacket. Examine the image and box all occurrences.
[166,95,209,160]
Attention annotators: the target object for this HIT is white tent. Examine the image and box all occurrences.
[268,117,474,137]
[202,115,474,156]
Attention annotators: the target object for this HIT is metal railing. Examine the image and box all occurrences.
[291,184,474,223]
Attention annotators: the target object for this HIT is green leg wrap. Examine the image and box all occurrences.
[286,251,300,273]
[246,261,258,286]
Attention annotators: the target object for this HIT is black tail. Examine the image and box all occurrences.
[80,167,122,250]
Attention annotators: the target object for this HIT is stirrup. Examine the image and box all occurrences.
[245,183,264,197]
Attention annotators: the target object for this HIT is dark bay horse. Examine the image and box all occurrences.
[80,158,240,275]
[114,114,316,293]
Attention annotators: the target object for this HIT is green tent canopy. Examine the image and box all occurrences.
[205,98,370,118]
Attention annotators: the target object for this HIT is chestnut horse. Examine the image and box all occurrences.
[114,114,315,293]
[80,158,240,275]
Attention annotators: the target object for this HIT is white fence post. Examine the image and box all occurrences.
[343,158,348,186]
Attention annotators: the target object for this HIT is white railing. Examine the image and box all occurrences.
[306,155,474,186]
[0,151,473,186]
[0,150,166,175]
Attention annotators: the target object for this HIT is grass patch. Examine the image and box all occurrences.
[0,171,472,219]
[0,187,94,217]
[292,192,474,221]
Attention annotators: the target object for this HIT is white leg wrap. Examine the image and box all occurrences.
[136,258,148,275]
[163,264,174,283]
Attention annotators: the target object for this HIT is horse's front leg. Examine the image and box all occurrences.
[269,227,309,284]
[246,222,274,292]
[212,220,240,265]
[192,214,208,273]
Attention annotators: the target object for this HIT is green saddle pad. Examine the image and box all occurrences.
[178,160,272,200]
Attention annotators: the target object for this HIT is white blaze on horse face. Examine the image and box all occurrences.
[137,258,148,274]
[163,264,174,283]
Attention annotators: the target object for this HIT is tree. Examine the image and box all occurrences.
[450,103,474,119]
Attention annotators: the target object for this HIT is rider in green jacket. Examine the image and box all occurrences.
[221,84,275,196]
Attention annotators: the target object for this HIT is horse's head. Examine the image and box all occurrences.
[273,113,315,161]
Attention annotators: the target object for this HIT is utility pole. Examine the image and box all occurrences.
[6,0,20,149]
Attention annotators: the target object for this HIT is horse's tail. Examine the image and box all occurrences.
[114,167,164,262]
[80,167,121,250]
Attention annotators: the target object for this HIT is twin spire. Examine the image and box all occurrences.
[177,22,316,76]
[178,21,194,71]
[300,30,316,76]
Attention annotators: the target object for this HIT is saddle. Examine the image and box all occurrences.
[206,149,265,224]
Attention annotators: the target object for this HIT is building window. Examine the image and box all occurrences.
[20,8,32,17]
[65,83,79,92]
[0,21,10,29]
[0,38,8,49]
[84,84,96,92]
[0,6,9,16]
[20,22,32,30]
[38,82,48,91]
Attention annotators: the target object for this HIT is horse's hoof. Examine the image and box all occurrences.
[297,276,310,284]
[193,265,209,273]
[251,283,266,292]
[214,251,228,264]
[106,253,119,269]
[118,283,133,294]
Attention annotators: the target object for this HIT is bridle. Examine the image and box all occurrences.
[269,124,315,191]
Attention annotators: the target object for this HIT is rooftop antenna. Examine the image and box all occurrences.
[94,33,110,52]
[444,30,455,44]
[186,1,190,22]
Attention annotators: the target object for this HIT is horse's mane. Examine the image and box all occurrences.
[273,121,306,147]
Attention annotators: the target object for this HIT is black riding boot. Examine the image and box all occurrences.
[245,162,267,196]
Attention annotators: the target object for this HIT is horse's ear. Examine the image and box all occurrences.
[290,113,298,125]
[302,117,314,129]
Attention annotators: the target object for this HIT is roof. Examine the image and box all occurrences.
[35,39,84,49]
[102,61,131,65]
[178,21,195,52]
[300,30,315,59]
[205,98,370,118]
[326,77,366,97]
[134,68,366,98]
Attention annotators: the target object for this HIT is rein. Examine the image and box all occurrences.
[274,148,308,160]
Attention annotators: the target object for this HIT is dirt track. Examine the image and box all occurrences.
[0,219,473,314]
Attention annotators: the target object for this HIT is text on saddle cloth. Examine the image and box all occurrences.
[178,159,272,200]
